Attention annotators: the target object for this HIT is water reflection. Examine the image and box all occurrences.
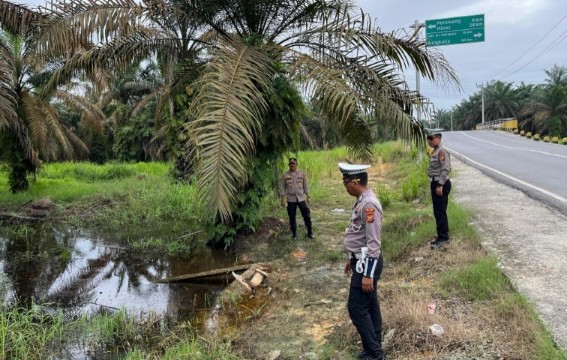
[0,224,236,327]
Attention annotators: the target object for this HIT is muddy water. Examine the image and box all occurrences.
[0,224,236,329]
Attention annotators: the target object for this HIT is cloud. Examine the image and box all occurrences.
[441,0,552,26]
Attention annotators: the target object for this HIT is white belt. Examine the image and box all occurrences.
[349,247,368,273]
[349,252,362,260]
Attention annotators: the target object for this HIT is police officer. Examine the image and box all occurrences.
[427,131,452,249]
[340,162,385,360]
[279,158,314,240]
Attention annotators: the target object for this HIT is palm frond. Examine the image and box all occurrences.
[35,0,146,57]
[41,31,176,97]
[55,90,106,133]
[188,39,274,222]
[131,92,157,116]
[0,34,18,130]
[42,101,71,159]
[20,92,47,155]
[0,0,45,36]
[290,53,372,159]
[63,126,90,158]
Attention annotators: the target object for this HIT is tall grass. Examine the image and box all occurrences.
[0,162,172,205]
[0,304,238,360]
[0,162,206,235]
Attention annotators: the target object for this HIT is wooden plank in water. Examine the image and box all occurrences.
[157,264,252,283]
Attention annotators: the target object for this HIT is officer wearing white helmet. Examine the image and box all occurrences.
[427,130,452,248]
[339,162,385,360]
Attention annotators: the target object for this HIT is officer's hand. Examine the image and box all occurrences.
[306,195,311,207]
[436,185,443,196]
[344,261,351,276]
[281,199,286,208]
[362,276,374,293]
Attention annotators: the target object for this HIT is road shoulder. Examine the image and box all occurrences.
[452,157,567,352]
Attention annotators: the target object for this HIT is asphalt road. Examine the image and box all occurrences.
[441,130,567,214]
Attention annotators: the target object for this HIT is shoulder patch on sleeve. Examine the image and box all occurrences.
[439,150,445,161]
[365,208,375,223]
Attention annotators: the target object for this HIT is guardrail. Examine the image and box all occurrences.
[476,118,518,131]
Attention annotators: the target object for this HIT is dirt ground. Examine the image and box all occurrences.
[214,158,567,360]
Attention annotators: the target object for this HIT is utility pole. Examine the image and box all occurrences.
[477,83,485,124]
[450,111,453,131]
[410,20,424,125]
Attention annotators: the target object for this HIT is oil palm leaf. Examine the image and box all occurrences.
[55,90,106,133]
[187,39,275,221]
[0,34,18,130]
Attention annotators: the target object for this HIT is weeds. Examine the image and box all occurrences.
[440,257,511,301]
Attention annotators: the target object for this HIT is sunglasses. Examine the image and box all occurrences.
[342,178,360,185]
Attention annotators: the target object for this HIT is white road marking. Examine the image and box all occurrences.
[447,147,567,204]
[458,131,567,159]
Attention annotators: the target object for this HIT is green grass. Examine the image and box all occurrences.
[0,162,171,204]
[0,162,207,238]
[440,257,511,301]
[0,304,239,360]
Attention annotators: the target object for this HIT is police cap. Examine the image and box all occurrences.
[427,130,443,140]
[288,158,297,165]
[338,162,370,177]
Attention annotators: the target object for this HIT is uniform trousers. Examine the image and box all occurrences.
[286,200,312,237]
[348,255,384,359]
[431,179,451,241]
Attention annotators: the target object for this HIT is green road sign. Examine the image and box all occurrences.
[426,14,484,47]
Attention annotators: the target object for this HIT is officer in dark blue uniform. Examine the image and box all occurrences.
[427,131,452,249]
[339,162,385,360]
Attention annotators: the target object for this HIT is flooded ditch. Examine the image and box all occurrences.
[0,223,238,332]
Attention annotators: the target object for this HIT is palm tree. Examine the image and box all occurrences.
[430,109,451,130]
[183,0,461,222]
[483,80,519,120]
[0,2,105,191]
[544,64,567,87]
[3,0,459,223]
[519,66,567,136]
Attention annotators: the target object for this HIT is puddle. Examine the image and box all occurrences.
[0,224,237,330]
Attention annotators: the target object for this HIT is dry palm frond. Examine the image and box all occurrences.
[131,92,158,116]
[42,101,72,159]
[0,38,18,130]
[188,39,274,222]
[36,0,146,57]
[63,126,90,158]
[0,0,45,36]
[21,92,47,154]
[55,90,106,133]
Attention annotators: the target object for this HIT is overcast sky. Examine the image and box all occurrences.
[357,0,567,113]
[21,0,567,113]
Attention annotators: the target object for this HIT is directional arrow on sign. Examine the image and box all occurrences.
[474,33,483,38]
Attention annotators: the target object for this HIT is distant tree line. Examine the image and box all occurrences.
[431,64,567,137]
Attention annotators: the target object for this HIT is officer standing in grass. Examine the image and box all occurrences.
[279,158,314,240]
[427,131,452,249]
[340,162,385,360]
